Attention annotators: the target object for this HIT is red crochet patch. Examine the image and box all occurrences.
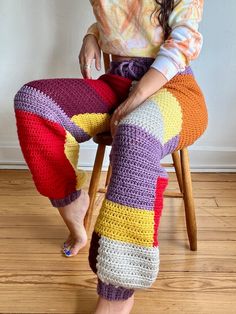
[15,110,77,199]
[153,176,169,247]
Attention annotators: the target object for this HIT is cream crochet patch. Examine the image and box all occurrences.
[97,235,160,289]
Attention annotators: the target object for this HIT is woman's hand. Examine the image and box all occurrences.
[110,67,168,137]
[110,83,145,137]
[78,34,101,79]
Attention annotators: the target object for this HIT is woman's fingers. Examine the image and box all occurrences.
[83,62,92,79]
[95,51,101,71]
[110,104,126,137]
[79,57,92,79]
[110,115,115,137]
[80,53,100,78]
[110,110,118,137]
[110,96,141,137]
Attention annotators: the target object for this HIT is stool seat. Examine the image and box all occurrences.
[93,132,113,145]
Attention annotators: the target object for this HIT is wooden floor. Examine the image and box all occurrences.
[0,170,236,314]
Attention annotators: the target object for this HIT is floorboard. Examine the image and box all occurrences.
[0,170,235,313]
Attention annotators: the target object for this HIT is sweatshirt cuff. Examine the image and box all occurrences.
[150,55,180,81]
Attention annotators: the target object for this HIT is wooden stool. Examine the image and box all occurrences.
[85,131,197,251]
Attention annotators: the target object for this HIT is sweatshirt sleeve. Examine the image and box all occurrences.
[85,22,100,41]
[150,0,204,81]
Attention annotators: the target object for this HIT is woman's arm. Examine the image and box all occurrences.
[79,23,101,79]
[150,0,204,81]
[110,0,204,137]
[110,68,168,137]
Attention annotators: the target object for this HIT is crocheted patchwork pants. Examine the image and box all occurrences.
[14,58,208,301]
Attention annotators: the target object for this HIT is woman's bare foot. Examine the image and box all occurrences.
[57,189,90,257]
[94,295,134,314]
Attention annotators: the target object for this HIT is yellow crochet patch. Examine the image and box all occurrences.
[150,88,182,144]
[64,131,87,190]
[94,198,155,247]
[71,113,110,137]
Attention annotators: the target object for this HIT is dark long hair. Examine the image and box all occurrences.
[155,0,180,41]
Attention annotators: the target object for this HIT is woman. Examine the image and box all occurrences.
[14,0,208,313]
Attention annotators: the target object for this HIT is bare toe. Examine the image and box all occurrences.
[62,233,73,249]
[64,238,87,257]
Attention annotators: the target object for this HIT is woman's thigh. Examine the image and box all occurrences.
[14,74,132,142]
[156,69,209,153]
[118,68,208,158]
[13,74,132,202]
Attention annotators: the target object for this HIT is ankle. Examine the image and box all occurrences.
[58,189,89,211]
[94,295,134,314]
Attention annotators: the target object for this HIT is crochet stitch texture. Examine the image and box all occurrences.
[14,58,208,300]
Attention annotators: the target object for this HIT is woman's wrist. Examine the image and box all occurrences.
[134,67,168,100]
[83,33,97,43]
[128,87,147,105]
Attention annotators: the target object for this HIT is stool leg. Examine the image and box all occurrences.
[105,163,112,187]
[98,162,112,193]
[85,143,106,231]
[172,151,183,193]
[180,147,197,251]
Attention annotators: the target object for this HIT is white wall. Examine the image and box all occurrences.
[0,0,236,171]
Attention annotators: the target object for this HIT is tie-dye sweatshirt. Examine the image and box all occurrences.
[86,0,204,81]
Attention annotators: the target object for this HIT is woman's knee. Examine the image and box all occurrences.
[13,79,70,129]
[14,80,45,113]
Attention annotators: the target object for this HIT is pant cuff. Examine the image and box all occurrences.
[97,278,134,301]
[49,190,82,207]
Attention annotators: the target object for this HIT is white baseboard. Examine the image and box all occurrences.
[0,143,236,172]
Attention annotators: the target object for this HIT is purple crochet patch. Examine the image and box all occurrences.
[97,278,134,301]
[107,57,155,80]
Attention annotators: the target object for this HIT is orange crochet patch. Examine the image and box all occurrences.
[165,74,208,151]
